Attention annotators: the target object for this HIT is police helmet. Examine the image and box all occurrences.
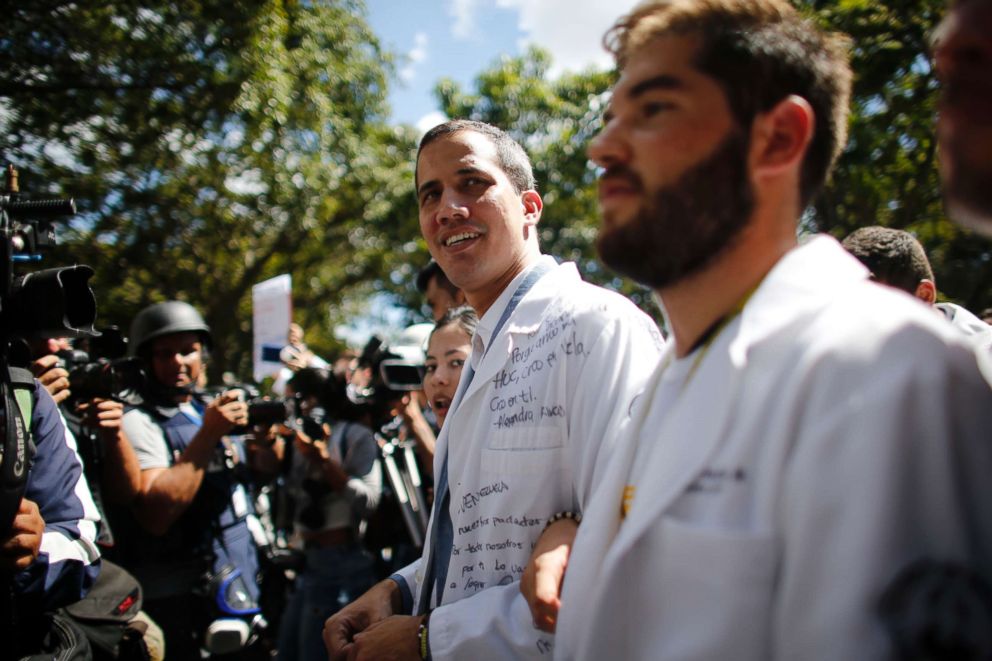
[129,301,212,356]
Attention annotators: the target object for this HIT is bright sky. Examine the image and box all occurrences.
[337,0,641,347]
[365,0,641,130]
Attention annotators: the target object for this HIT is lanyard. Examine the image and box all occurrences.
[418,258,554,614]
[672,283,759,390]
[467,258,555,381]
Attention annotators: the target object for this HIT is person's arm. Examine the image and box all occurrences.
[292,425,351,491]
[513,309,661,641]
[339,422,382,514]
[400,393,435,478]
[521,518,579,633]
[10,384,101,611]
[76,398,143,504]
[243,424,285,480]
[323,577,404,660]
[131,391,248,535]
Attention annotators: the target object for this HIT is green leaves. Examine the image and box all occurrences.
[2,0,418,377]
[6,0,988,380]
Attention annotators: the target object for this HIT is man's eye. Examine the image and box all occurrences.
[642,101,673,117]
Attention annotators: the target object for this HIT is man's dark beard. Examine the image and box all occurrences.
[596,130,755,289]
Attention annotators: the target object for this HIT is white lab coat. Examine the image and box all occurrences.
[555,236,992,661]
[396,256,664,659]
[936,301,992,352]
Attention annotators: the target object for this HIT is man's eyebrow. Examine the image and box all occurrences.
[417,179,440,197]
[628,74,685,98]
[417,167,488,197]
[455,166,488,178]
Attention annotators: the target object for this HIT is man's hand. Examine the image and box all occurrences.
[0,498,45,572]
[288,425,331,464]
[77,397,125,441]
[324,579,401,661]
[200,389,248,439]
[31,354,70,405]
[521,518,579,633]
[346,614,423,661]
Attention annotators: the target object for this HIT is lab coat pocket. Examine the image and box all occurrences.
[482,429,565,475]
[648,516,777,660]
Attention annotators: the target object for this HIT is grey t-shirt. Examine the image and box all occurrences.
[122,402,203,469]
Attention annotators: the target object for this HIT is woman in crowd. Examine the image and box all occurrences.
[422,306,477,429]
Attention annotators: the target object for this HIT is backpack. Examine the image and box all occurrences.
[62,561,150,661]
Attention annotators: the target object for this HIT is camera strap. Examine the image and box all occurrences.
[0,366,35,533]
[0,367,35,639]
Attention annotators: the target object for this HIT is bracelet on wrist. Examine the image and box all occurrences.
[545,510,582,531]
[418,611,432,661]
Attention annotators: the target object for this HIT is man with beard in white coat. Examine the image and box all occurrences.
[323,120,664,659]
[521,1,992,659]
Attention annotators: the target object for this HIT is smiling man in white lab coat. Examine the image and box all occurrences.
[323,120,664,659]
[522,1,992,659]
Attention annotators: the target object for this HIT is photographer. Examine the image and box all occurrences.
[113,301,263,659]
[27,335,144,513]
[275,366,381,661]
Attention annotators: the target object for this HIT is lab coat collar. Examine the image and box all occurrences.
[463,255,568,405]
[728,234,870,366]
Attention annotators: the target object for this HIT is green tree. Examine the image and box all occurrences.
[808,0,992,311]
[1,0,421,378]
[428,3,991,315]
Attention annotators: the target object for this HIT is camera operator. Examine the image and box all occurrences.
[274,366,381,661]
[26,335,144,514]
[113,301,263,659]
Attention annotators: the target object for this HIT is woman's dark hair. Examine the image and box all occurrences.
[431,305,479,345]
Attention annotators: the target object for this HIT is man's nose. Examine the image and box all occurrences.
[588,120,631,169]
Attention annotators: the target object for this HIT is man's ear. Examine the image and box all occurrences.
[914,279,937,305]
[750,95,815,179]
[521,190,543,226]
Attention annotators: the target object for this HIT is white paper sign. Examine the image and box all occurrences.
[252,274,292,383]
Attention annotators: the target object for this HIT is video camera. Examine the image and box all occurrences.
[350,324,431,408]
[0,165,99,534]
[0,166,99,354]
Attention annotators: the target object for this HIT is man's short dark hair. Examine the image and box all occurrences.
[841,226,935,294]
[416,260,459,296]
[416,120,537,194]
[604,0,852,209]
